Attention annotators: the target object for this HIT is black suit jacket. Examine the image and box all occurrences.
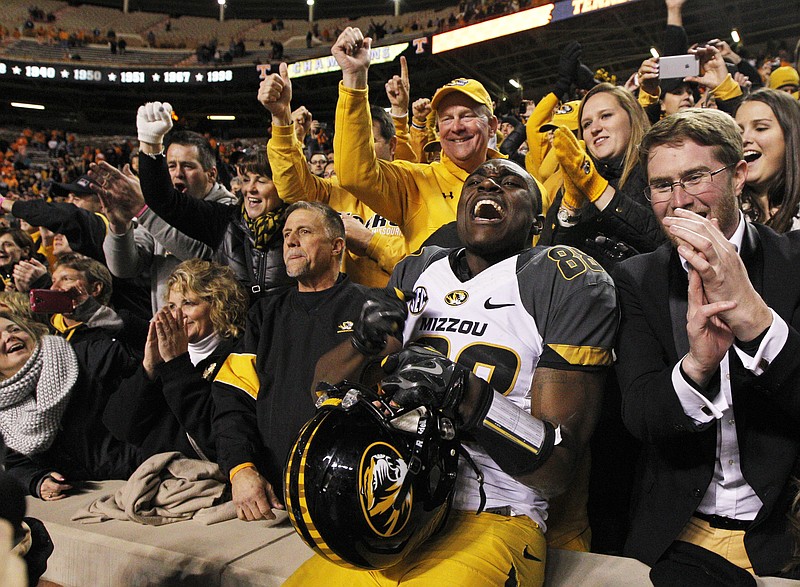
[614,222,800,578]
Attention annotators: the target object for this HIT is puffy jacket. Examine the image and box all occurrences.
[137,154,293,303]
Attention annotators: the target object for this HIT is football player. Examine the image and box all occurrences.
[286,159,618,586]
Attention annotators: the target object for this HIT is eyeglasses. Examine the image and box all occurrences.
[644,164,735,203]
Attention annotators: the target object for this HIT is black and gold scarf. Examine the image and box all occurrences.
[242,202,287,251]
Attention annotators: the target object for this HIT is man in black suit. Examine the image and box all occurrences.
[614,108,800,579]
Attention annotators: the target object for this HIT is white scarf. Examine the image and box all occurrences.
[0,336,80,455]
[188,332,221,367]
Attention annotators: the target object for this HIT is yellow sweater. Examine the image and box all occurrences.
[268,125,406,287]
[334,82,504,253]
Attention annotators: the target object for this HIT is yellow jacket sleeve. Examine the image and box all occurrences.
[392,114,418,163]
[525,92,559,180]
[267,125,334,205]
[710,74,743,101]
[334,83,420,228]
[364,231,407,276]
[637,86,660,108]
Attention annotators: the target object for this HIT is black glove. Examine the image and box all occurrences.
[380,344,478,427]
[554,41,582,99]
[351,288,410,356]
[589,235,639,261]
[576,63,599,91]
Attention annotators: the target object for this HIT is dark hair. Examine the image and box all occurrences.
[737,88,800,233]
[165,130,216,171]
[369,105,396,142]
[237,149,273,179]
[639,109,743,173]
[54,253,113,306]
[0,228,34,258]
[285,201,345,243]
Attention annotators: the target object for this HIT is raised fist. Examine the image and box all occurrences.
[351,287,409,356]
[136,101,173,145]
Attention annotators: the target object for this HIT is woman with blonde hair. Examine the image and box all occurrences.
[540,82,666,270]
[103,259,247,461]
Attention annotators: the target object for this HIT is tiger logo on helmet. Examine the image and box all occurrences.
[284,381,459,570]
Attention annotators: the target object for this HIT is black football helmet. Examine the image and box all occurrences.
[284,381,459,570]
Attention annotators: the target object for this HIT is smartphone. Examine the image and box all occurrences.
[29,289,75,314]
[659,55,700,79]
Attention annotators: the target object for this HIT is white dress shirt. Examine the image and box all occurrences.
[671,215,788,520]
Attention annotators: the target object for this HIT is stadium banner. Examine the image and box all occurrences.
[430,0,643,54]
[0,42,410,88]
[0,60,254,86]
[0,0,640,89]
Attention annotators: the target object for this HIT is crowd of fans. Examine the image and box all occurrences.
[2,0,800,584]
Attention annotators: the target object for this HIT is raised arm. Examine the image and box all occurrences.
[385,55,417,163]
[332,28,418,226]
[129,101,231,252]
[137,154,230,254]
[262,63,336,206]
[5,198,107,261]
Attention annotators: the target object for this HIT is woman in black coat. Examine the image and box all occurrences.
[103,259,248,462]
[0,312,141,499]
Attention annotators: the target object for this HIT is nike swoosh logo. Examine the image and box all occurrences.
[408,363,445,376]
[484,298,515,310]
[523,546,542,562]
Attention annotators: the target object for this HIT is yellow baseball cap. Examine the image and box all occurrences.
[769,66,800,91]
[539,101,581,133]
[430,78,493,114]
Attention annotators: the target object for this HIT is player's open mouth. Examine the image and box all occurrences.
[173,182,187,193]
[743,150,761,163]
[472,199,505,222]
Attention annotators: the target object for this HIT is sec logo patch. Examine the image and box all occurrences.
[408,286,428,315]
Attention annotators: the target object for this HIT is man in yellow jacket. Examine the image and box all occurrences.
[331,27,506,253]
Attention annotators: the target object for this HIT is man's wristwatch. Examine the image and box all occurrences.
[557,205,582,226]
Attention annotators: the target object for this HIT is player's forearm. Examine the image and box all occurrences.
[470,388,559,484]
[313,338,401,397]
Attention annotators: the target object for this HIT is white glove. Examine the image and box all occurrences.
[137,101,173,144]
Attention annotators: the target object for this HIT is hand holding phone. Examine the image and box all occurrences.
[659,54,700,79]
